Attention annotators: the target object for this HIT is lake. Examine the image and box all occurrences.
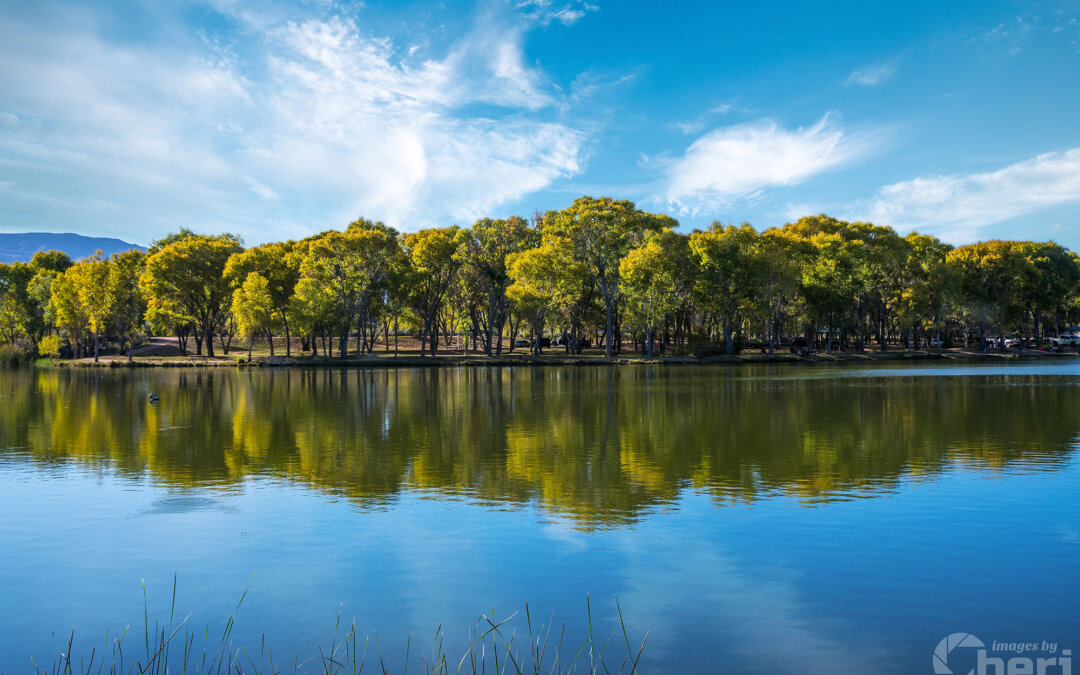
[1,363,1078,673]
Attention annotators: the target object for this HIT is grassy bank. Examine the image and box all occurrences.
[42,347,1080,369]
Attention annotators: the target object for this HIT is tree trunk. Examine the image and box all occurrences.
[857,297,866,350]
[283,316,292,357]
[205,327,215,357]
[93,332,99,363]
[601,277,614,357]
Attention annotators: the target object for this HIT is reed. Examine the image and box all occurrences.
[32,578,647,675]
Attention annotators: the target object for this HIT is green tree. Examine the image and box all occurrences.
[506,246,565,356]
[1012,241,1080,342]
[109,249,147,361]
[141,234,243,357]
[620,232,684,358]
[403,226,467,356]
[461,216,538,355]
[801,233,865,354]
[298,226,401,358]
[946,241,1033,351]
[50,265,90,357]
[0,262,34,346]
[232,272,277,360]
[751,228,807,355]
[689,223,760,355]
[29,250,72,274]
[225,242,301,356]
[77,254,114,362]
[540,197,670,355]
[290,277,338,357]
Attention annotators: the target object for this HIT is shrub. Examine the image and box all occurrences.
[0,344,30,368]
[38,334,62,359]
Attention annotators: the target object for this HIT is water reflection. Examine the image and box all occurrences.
[1,366,1077,526]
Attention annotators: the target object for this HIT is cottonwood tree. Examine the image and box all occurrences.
[690,223,760,356]
[540,197,671,355]
[620,232,684,358]
[109,249,147,361]
[506,245,568,356]
[801,232,865,354]
[403,226,466,356]
[751,228,807,355]
[298,226,401,358]
[232,272,277,360]
[946,241,1033,351]
[224,242,300,356]
[141,234,243,357]
[460,216,538,355]
[77,254,113,362]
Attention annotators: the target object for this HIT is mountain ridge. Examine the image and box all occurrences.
[0,232,144,263]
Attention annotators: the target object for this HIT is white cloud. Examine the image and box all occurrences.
[863,148,1080,242]
[658,114,880,216]
[844,59,897,86]
[0,1,590,243]
[669,102,740,135]
[516,0,596,25]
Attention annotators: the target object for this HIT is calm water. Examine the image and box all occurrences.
[1,363,1078,673]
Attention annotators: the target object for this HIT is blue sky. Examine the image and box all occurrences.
[1,0,1079,248]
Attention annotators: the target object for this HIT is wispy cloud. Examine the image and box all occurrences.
[863,148,1080,242]
[0,1,592,243]
[845,59,898,86]
[669,102,742,135]
[656,114,881,216]
[516,0,597,26]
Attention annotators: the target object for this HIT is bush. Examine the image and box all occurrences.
[38,334,62,358]
[0,344,30,368]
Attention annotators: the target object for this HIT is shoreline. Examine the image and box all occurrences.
[43,348,1080,369]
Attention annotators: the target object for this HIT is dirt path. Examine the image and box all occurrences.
[131,336,183,357]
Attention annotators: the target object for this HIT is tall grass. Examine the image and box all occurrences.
[32,577,647,675]
[0,344,31,368]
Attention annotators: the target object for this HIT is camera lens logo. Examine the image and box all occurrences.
[934,633,986,675]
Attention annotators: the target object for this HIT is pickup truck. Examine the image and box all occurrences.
[1051,334,1080,347]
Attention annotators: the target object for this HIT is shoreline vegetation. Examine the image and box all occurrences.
[3,201,1080,369]
[45,345,1080,368]
[35,579,647,675]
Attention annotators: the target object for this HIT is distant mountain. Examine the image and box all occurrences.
[0,232,144,263]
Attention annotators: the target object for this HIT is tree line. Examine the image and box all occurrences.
[2,196,1079,361]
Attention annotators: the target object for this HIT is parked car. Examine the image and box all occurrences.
[922,337,943,348]
[1004,337,1022,349]
[513,338,531,348]
[1051,333,1080,347]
